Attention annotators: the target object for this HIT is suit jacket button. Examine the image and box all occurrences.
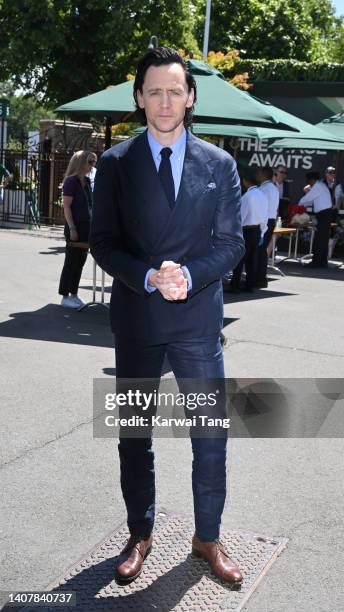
[149,256,154,261]
[182,256,188,261]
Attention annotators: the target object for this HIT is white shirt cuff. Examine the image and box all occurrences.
[182,265,192,291]
[144,268,157,292]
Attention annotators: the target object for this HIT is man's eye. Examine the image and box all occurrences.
[171,90,182,95]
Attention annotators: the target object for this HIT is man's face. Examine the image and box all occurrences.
[325,170,335,184]
[136,63,194,136]
[275,167,287,184]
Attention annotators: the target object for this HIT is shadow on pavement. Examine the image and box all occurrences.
[10,555,214,612]
[0,304,113,348]
[103,367,116,376]
[39,246,66,255]
[223,317,239,328]
[278,260,343,280]
[223,287,296,304]
[0,306,174,375]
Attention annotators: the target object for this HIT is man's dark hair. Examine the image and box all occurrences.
[257,166,273,180]
[306,171,320,181]
[242,167,259,186]
[133,47,197,128]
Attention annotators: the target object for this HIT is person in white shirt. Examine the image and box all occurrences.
[323,166,336,205]
[229,168,268,292]
[256,166,279,287]
[86,152,97,191]
[299,171,332,267]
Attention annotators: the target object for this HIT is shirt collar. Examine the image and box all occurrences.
[261,180,272,186]
[247,185,258,192]
[147,129,186,163]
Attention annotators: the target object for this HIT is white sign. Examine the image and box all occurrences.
[239,138,327,170]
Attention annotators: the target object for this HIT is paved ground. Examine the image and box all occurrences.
[0,228,344,611]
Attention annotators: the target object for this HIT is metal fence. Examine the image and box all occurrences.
[0,144,103,226]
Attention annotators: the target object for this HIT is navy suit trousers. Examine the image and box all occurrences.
[115,334,227,541]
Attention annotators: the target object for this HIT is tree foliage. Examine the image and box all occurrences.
[0,0,198,105]
[0,0,343,110]
[328,20,344,61]
[0,82,56,146]
[228,59,344,82]
[194,0,343,62]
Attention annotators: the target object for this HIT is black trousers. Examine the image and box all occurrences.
[231,225,260,289]
[312,207,333,266]
[279,197,289,222]
[58,221,89,296]
[256,218,276,283]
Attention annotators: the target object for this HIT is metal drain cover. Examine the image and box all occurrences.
[9,511,287,612]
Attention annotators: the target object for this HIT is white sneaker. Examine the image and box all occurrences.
[60,296,81,309]
[73,296,86,307]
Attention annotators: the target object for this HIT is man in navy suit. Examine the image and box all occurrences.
[90,47,245,585]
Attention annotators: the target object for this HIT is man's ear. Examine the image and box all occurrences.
[186,88,195,108]
[136,90,145,109]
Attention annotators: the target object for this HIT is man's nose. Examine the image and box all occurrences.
[160,91,171,107]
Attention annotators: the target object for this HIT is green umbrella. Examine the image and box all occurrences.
[55,81,135,123]
[55,61,299,131]
[266,110,344,149]
[55,61,344,145]
[191,122,344,144]
[268,137,344,150]
[316,112,344,138]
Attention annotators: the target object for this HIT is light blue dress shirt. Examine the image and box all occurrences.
[147,129,186,198]
[144,129,192,293]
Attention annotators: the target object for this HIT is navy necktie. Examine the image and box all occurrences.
[159,147,175,209]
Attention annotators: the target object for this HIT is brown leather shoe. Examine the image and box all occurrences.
[115,535,153,583]
[192,534,243,584]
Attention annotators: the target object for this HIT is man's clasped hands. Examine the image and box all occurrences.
[148,260,188,301]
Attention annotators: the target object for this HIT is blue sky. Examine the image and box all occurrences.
[333,0,344,15]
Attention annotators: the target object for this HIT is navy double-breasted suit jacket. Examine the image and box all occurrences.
[89,129,244,344]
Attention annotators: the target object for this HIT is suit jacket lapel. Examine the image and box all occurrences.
[153,131,218,248]
[122,130,173,248]
[176,131,215,209]
[122,130,219,253]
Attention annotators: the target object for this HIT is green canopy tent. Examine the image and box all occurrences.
[268,137,344,150]
[268,110,344,150]
[188,120,344,164]
[191,122,344,145]
[55,60,301,127]
[316,111,344,138]
[55,61,344,149]
[55,60,317,148]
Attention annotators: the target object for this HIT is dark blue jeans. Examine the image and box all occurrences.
[115,334,227,541]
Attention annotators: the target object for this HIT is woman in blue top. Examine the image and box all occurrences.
[58,150,94,308]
